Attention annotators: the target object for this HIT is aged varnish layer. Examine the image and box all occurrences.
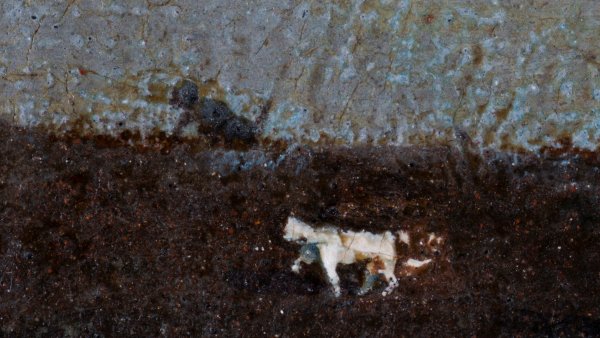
[0,122,599,336]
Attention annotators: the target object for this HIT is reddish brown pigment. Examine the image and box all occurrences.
[0,122,599,336]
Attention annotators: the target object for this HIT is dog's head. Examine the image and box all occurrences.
[283,216,306,242]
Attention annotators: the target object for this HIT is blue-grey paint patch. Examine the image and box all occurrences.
[1,0,598,152]
[206,144,309,177]
[261,102,310,141]
[593,89,600,102]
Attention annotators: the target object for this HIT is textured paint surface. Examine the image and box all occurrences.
[1,1,599,151]
[1,124,599,336]
[3,2,600,336]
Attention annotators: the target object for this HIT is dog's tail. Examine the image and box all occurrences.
[396,230,410,246]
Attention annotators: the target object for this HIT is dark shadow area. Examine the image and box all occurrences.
[0,122,599,336]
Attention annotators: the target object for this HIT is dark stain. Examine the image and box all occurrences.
[583,52,599,67]
[223,118,257,144]
[307,63,325,102]
[464,74,473,86]
[494,94,515,122]
[195,98,258,148]
[168,79,258,149]
[147,82,170,104]
[423,13,435,24]
[477,102,488,115]
[197,98,232,130]
[472,44,483,66]
[169,79,199,108]
[256,99,273,127]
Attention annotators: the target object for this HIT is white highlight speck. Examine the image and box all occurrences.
[560,81,573,98]
[404,258,432,268]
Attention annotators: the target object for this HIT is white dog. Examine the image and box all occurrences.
[283,216,399,297]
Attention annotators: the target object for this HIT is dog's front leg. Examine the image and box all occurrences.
[291,255,312,273]
[292,244,319,273]
[291,257,303,273]
[319,245,341,297]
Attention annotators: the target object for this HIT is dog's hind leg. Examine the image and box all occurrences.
[381,260,399,297]
[358,271,378,296]
[359,259,383,295]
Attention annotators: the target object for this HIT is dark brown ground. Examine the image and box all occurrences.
[0,122,599,337]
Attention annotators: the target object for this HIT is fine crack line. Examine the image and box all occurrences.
[298,20,307,42]
[146,0,182,13]
[293,65,306,93]
[255,32,271,56]
[338,81,361,123]
[25,19,43,68]
[1,72,44,80]
[147,0,174,10]
[59,0,78,23]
